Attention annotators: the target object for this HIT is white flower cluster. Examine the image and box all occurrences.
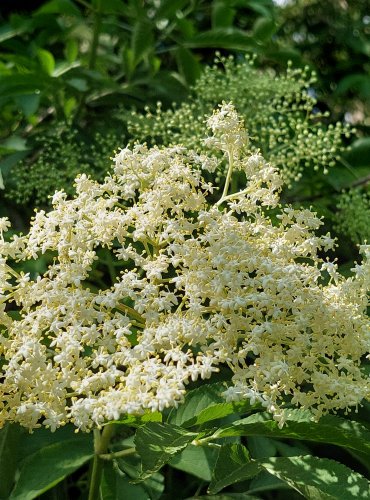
[0,104,369,431]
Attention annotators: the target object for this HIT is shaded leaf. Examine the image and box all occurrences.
[36,0,81,17]
[345,138,370,168]
[170,444,218,481]
[134,422,197,479]
[260,456,370,499]
[209,444,260,494]
[0,424,23,498]
[10,437,93,500]
[210,450,370,497]
[175,47,201,86]
[132,20,154,65]
[252,17,277,42]
[214,410,370,456]
[101,462,149,500]
[14,94,40,117]
[212,1,236,29]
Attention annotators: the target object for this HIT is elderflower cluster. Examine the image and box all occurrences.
[0,104,369,432]
[126,55,352,185]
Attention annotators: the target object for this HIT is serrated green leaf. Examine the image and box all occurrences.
[185,28,255,50]
[37,49,55,76]
[132,20,154,65]
[134,422,197,479]
[209,444,261,494]
[210,451,370,497]
[260,456,370,499]
[214,410,370,456]
[10,437,93,500]
[170,444,218,481]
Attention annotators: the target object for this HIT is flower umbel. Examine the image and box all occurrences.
[0,104,369,431]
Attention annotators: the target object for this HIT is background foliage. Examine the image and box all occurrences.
[0,0,369,499]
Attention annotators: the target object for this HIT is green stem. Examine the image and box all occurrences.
[115,302,146,324]
[99,447,136,461]
[88,424,115,500]
[89,0,102,70]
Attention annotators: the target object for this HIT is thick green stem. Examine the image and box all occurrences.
[88,424,115,500]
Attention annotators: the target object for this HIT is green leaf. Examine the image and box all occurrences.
[212,1,236,29]
[10,436,93,500]
[101,462,149,500]
[260,456,370,499]
[214,410,370,456]
[35,0,81,17]
[247,471,291,495]
[345,138,370,168]
[0,21,31,43]
[14,94,40,117]
[170,444,218,481]
[94,0,125,13]
[168,382,255,428]
[116,453,165,499]
[131,20,154,65]
[336,74,370,98]
[63,96,77,118]
[175,47,201,86]
[185,28,255,50]
[0,136,28,153]
[168,383,225,426]
[0,424,23,498]
[244,0,274,18]
[64,39,79,63]
[209,444,261,494]
[252,17,277,42]
[66,77,88,92]
[209,451,370,497]
[37,49,55,76]
[134,422,197,479]
[0,151,29,178]
[189,495,259,499]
